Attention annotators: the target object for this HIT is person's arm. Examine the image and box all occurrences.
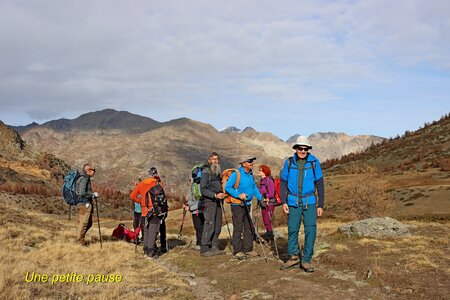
[76,176,93,200]
[267,178,275,199]
[130,184,141,203]
[279,159,289,204]
[253,182,263,201]
[200,169,216,199]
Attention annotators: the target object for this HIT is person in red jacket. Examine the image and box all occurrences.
[130,167,162,259]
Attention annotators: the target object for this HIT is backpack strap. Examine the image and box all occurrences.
[233,169,241,189]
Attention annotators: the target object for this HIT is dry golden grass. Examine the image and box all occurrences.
[0,200,195,300]
[0,158,51,180]
[334,243,350,252]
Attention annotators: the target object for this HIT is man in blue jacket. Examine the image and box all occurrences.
[225,156,264,260]
[280,143,325,272]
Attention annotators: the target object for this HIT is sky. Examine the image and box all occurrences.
[0,0,449,141]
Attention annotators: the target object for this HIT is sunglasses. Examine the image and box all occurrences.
[296,148,309,152]
[245,159,254,163]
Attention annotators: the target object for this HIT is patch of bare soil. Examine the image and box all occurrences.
[164,217,449,299]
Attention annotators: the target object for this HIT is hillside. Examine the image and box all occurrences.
[321,113,450,220]
[323,113,450,173]
[0,121,68,189]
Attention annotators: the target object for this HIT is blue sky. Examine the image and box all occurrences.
[0,0,449,140]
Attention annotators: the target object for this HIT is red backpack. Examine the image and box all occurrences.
[112,224,139,243]
[273,177,282,206]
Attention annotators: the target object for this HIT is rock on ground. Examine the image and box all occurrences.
[338,217,411,238]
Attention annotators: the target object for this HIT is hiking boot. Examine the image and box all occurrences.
[201,248,224,257]
[280,255,300,270]
[77,239,88,247]
[200,250,215,257]
[264,231,274,242]
[147,253,159,260]
[244,250,259,258]
[233,252,246,260]
[300,262,315,273]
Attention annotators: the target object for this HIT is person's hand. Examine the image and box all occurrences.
[93,192,99,198]
[263,198,270,205]
[283,203,289,214]
[238,193,247,200]
[317,207,323,217]
[215,192,224,199]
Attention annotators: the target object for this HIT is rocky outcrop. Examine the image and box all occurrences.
[338,217,411,238]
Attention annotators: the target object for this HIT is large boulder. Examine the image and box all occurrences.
[338,217,411,238]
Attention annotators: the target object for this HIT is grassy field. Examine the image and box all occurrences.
[1,184,449,299]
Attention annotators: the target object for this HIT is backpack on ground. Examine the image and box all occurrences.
[111,223,139,243]
[221,169,242,204]
[62,170,81,205]
[146,181,169,219]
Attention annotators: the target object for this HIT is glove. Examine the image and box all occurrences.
[93,192,99,198]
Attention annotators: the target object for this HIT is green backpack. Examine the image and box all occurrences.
[191,163,207,200]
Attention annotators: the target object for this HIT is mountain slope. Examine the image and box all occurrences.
[0,121,69,187]
[324,113,450,172]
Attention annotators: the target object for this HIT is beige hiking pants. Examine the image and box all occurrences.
[77,202,93,241]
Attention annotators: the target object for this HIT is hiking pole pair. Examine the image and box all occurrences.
[220,200,233,252]
[94,196,103,249]
[243,202,268,262]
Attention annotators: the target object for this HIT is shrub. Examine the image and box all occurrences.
[341,163,393,219]
[439,159,450,171]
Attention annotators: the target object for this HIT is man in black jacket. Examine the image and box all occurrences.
[200,152,225,256]
[75,163,98,245]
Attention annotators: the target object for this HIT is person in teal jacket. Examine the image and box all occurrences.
[225,156,264,260]
[280,142,325,272]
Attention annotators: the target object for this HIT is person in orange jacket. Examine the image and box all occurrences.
[130,167,163,259]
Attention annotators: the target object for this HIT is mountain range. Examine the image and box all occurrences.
[10,109,384,194]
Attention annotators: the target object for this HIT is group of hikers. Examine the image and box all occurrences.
[71,141,325,272]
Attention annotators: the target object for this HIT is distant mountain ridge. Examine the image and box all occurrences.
[15,109,386,193]
[285,132,384,161]
[13,109,162,134]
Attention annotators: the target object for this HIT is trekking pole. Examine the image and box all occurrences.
[94,196,103,249]
[243,202,268,262]
[267,207,280,259]
[220,201,233,252]
[68,205,72,220]
[178,208,187,240]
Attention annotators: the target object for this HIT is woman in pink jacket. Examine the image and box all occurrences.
[257,164,277,242]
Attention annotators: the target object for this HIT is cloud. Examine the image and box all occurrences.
[0,0,449,137]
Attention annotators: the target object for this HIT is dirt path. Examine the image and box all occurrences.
[159,240,387,300]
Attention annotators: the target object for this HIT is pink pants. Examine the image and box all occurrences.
[261,204,276,232]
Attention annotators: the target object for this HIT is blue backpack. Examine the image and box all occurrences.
[62,170,81,205]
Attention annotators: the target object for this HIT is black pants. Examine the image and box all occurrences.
[201,200,222,251]
[192,213,205,246]
[231,205,253,254]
